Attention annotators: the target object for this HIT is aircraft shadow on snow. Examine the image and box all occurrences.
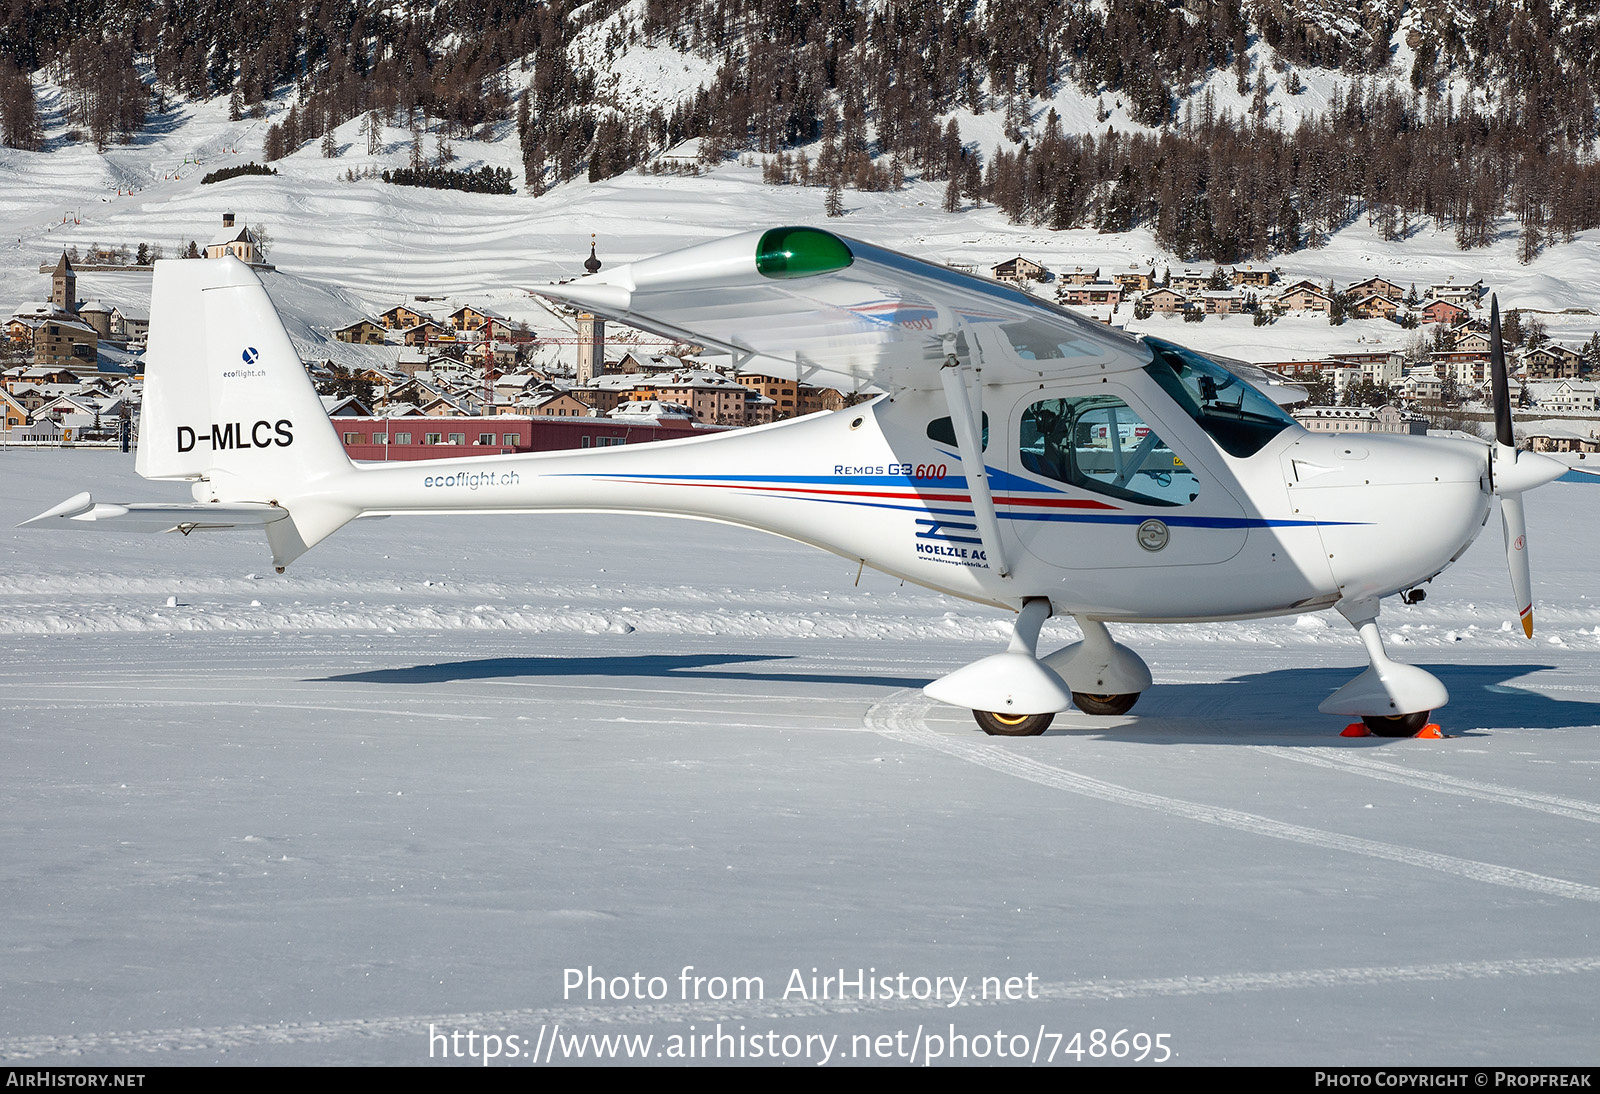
[1113,662,1598,740]
[317,653,933,692]
[316,657,1597,737]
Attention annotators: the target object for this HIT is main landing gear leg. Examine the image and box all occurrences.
[1042,617,1153,716]
[1318,597,1449,736]
[923,597,1071,736]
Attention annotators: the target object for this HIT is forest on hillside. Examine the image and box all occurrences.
[1,0,1598,263]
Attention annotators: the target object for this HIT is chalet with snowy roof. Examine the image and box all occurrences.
[1399,370,1444,402]
[1060,267,1100,286]
[203,214,263,265]
[1169,268,1212,293]
[381,304,430,329]
[1419,299,1469,325]
[321,394,374,417]
[334,318,387,345]
[1521,345,1583,380]
[401,320,450,346]
[448,304,509,333]
[1453,330,1492,354]
[1197,289,1244,314]
[1274,284,1332,313]
[523,392,592,417]
[1524,380,1598,412]
[1061,282,1122,308]
[111,305,148,343]
[1112,267,1156,292]
[1229,265,1274,287]
[991,256,1048,283]
[1141,288,1187,313]
[1526,427,1600,453]
[1347,277,1407,300]
[1427,279,1482,307]
[1349,294,1403,320]
[0,387,27,432]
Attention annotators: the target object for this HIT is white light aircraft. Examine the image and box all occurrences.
[24,228,1571,736]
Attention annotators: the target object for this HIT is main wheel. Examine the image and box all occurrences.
[973,710,1054,736]
[1071,691,1141,716]
[1362,711,1430,737]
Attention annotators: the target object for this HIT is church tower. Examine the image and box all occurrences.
[51,253,77,314]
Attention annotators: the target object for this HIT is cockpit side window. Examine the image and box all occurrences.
[1019,395,1199,507]
[1143,339,1296,458]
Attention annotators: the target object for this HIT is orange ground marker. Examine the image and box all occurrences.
[1340,723,1370,737]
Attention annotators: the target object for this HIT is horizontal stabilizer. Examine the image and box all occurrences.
[21,492,288,534]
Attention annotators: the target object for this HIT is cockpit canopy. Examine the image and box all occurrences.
[1142,339,1297,458]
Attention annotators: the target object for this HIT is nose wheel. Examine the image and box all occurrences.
[974,710,1054,736]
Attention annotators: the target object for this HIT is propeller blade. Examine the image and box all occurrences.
[1489,294,1514,449]
[1500,491,1534,638]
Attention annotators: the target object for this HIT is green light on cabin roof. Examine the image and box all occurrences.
[755,227,853,279]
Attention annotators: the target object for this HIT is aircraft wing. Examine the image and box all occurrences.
[531,227,1152,394]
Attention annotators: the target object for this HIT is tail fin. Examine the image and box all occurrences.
[36,256,367,571]
[137,256,350,487]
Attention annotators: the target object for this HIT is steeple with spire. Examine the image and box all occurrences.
[584,234,602,275]
[51,252,77,315]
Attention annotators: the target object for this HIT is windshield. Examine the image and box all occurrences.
[1143,339,1296,458]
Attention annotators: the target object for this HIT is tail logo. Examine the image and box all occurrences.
[242,346,260,364]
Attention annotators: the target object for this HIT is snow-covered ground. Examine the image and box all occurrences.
[2,450,1598,1066]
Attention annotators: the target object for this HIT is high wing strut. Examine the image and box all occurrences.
[936,316,1010,579]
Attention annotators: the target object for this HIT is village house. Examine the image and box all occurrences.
[1325,351,1405,386]
[1346,277,1407,300]
[1059,267,1100,286]
[1274,283,1332,313]
[333,318,388,344]
[1521,345,1583,380]
[1111,267,1156,292]
[1292,403,1425,435]
[1141,288,1188,314]
[1419,299,1469,326]
[1169,268,1212,293]
[1061,282,1123,308]
[0,386,28,432]
[1427,279,1483,307]
[735,373,797,417]
[1349,294,1403,320]
[1197,289,1244,314]
[381,303,430,330]
[1229,264,1274,287]
[1524,380,1599,412]
[991,256,1048,283]
[111,304,148,344]
[1525,428,1600,453]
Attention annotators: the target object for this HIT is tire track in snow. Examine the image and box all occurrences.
[864,690,1600,903]
[5,955,1600,1060]
[1251,745,1600,823]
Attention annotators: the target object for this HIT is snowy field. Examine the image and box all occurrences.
[1,448,1598,1066]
